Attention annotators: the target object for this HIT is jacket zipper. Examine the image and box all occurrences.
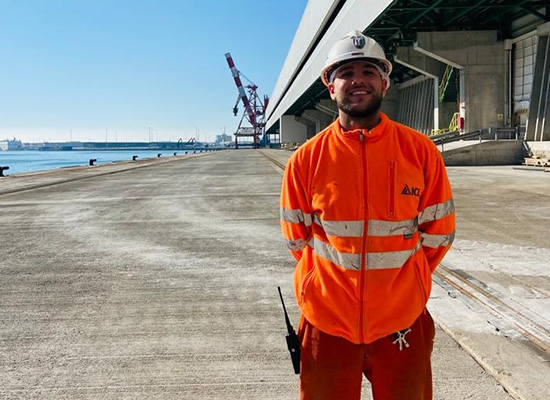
[359,130,369,343]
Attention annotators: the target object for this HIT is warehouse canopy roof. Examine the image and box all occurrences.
[266,0,549,134]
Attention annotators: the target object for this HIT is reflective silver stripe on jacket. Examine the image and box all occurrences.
[420,231,455,248]
[310,238,362,270]
[418,199,455,225]
[313,215,417,237]
[367,242,422,270]
[280,208,312,226]
[313,215,363,237]
[368,218,417,236]
[286,238,307,251]
[310,238,420,271]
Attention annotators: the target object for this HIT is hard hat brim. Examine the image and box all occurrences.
[321,57,392,87]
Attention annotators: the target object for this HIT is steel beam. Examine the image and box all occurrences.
[384,0,446,45]
[482,0,538,25]
[445,0,491,25]
[518,5,548,21]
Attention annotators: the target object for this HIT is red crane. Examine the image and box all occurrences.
[225,53,269,149]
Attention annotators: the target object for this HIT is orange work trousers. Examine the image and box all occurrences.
[299,309,435,400]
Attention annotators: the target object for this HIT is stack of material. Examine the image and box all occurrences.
[523,156,549,168]
[281,142,301,151]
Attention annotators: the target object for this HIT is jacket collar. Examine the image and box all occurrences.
[334,112,390,141]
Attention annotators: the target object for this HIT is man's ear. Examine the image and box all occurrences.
[328,83,336,100]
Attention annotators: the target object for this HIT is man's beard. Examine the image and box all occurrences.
[336,92,383,118]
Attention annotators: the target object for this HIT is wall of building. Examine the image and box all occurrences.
[526,22,550,142]
[280,115,309,144]
[512,33,537,120]
[415,31,506,133]
[394,46,442,133]
[396,77,434,135]
[442,141,527,166]
[381,83,399,121]
[270,1,549,145]
[266,0,394,131]
[0,140,23,151]
[268,0,339,119]
[527,141,550,158]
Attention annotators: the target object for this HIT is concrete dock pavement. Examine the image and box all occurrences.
[1,150,298,399]
[0,151,216,195]
[0,149,547,399]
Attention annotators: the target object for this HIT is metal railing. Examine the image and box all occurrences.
[431,126,524,151]
[439,64,454,102]
[430,112,459,136]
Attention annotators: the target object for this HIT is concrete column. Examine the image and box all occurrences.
[316,99,337,112]
[280,115,309,144]
[504,39,513,127]
[303,110,334,134]
[299,113,320,135]
[414,31,505,133]
[526,22,550,141]
[315,99,338,130]
[458,68,466,128]
[294,116,317,139]
[381,84,400,122]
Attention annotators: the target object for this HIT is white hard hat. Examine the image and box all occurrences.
[321,30,393,87]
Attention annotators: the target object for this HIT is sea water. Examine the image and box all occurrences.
[0,150,185,175]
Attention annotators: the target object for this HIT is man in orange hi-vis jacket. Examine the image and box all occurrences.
[280,30,455,400]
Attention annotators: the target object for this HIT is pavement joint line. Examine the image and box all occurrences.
[431,314,524,400]
[258,150,286,175]
[4,381,297,392]
[432,265,550,400]
[62,352,278,360]
[0,152,216,197]
[436,263,550,353]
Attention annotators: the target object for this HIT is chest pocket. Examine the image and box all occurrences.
[389,160,397,217]
[388,160,422,218]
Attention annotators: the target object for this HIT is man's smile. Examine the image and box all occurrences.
[349,90,369,96]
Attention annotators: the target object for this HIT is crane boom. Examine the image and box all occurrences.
[224,52,269,149]
[225,53,256,126]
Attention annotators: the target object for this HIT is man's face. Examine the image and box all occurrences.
[328,61,387,119]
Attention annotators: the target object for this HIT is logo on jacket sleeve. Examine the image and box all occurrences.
[401,184,420,197]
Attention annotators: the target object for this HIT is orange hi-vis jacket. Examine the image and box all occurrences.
[280,113,455,344]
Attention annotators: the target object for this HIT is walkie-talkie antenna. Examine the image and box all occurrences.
[278,287,292,329]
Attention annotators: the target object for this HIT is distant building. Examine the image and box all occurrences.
[215,133,233,146]
[0,138,23,151]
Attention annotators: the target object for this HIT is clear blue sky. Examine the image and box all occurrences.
[0,0,307,143]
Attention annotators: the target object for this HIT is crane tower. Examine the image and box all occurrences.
[225,53,269,149]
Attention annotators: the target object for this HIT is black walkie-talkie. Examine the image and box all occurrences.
[277,286,301,374]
